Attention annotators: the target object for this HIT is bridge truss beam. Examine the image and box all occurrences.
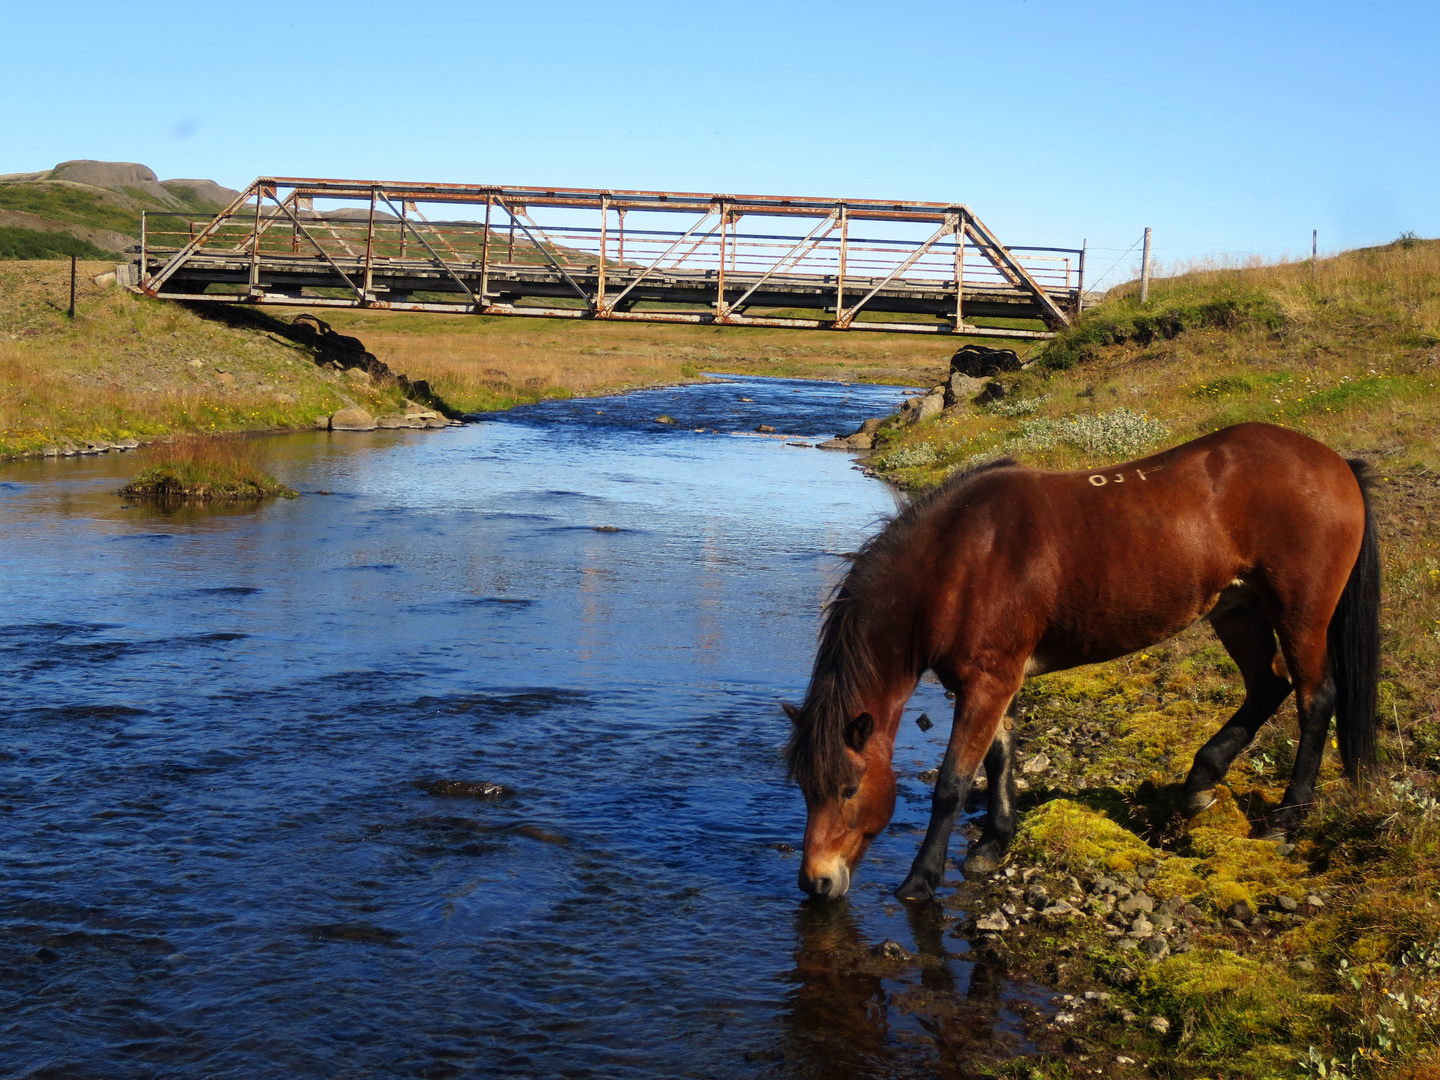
[140,177,1084,338]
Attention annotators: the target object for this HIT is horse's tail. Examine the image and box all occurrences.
[1328,459,1381,780]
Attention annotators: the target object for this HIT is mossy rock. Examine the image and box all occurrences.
[1012,798,1158,874]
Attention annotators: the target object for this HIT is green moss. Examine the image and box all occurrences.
[1139,949,1334,1072]
[1012,799,1158,874]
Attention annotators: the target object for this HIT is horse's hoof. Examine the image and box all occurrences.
[1181,789,1217,817]
[895,875,936,902]
[964,843,1005,875]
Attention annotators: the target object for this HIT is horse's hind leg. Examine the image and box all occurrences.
[1265,632,1338,838]
[1182,595,1293,815]
[963,707,1019,874]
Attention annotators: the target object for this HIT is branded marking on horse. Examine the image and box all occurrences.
[1089,466,1157,487]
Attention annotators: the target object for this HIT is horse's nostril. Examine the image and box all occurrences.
[812,877,832,897]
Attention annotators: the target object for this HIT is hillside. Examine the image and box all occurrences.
[864,239,1440,1078]
[0,159,239,259]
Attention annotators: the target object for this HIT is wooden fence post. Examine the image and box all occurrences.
[1139,227,1152,304]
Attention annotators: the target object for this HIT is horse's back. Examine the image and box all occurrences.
[918,424,1366,672]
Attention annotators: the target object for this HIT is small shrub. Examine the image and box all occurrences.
[119,437,296,501]
[1012,407,1169,459]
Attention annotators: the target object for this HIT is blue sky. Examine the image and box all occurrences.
[3,1,1435,290]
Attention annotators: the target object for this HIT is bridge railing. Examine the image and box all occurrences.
[141,178,1084,338]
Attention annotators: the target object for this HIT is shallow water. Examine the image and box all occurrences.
[0,375,1045,1079]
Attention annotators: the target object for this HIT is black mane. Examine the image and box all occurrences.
[784,458,1018,799]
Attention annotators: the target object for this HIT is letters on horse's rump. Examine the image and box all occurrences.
[784,423,1380,901]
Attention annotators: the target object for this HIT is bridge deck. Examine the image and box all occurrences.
[141,178,1085,338]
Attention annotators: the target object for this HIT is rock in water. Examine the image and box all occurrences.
[416,779,509,799]
[330,407,376,431]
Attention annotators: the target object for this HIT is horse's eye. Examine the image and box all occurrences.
[841,784,860,801]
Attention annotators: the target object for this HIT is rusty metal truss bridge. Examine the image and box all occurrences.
[139,177,1085,338]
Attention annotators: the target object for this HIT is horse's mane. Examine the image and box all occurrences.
[784,457,1018,800]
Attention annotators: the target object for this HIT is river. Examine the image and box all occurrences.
[0,375,1047,1079]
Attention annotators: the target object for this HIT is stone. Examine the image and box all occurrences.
[915,713,934,732]
[1226,901,1254,922]
[1042,900,1076,918]
[1117,892,1154,917]
[1090,876,1117,895]
[912,392,944,423]
[314,415,331,429]
[1277,894,1299,913]
[329,406,376,431]
[1159,895,1186,917]
[1129,915,1153,936]
[215,372,236,387]
[1021,753,1050,775]
[1152,914,1175,933]
[816,438,850,450]
[1142,936,1170,959]
[916,768,938,783]
[41,445,60,457]
[655,414,677,424]
[344,367,373,384]
[846,433,873,450]
[950,344,1022,377]
[187,359,203,369]
[1025,885,1049,909]
[1276,843,1296,856]
[1306,894,1325,908]
[945,371,990,409]
[424,417,449,429]
[855,417,885,436]
[871,939,913,961]
[755,424,776,433]
[1294,957,1316,974]
[1225,918,1249,931]
[975,911,1010,933]
[1147,1015,1171,1037]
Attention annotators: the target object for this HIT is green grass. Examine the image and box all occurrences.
[0,227,121,260]
[0,183,140,234]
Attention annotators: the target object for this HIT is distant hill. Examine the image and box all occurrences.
[0,160,241,260]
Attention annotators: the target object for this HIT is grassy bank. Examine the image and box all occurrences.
[867,239,1440,1078]
[0,261,400,457]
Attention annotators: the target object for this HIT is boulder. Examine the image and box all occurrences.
[855,417,885,436]
[950,344,1022,377]
[314,415,331,429]
[330,406,376,431]
[912,392,944,424]
[944,371,989,408]
[816,438,850,451]
[847,433,873,450]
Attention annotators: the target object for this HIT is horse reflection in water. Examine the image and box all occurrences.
[777,901,1032,1078]
[785,423,1381,900]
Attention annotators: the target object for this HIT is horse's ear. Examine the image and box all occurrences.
[782,702,800,725]
[844,712,875,752]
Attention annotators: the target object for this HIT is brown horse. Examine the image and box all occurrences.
[784,422,1380,901]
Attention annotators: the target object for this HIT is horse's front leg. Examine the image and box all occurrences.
[896,674,1020,901]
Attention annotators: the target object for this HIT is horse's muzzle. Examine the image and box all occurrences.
[798,862,851,900]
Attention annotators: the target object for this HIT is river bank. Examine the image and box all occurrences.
[858,238,1440,1079]
[0,258,1036,460]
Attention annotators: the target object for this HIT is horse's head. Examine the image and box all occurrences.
[784,703,896,900]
